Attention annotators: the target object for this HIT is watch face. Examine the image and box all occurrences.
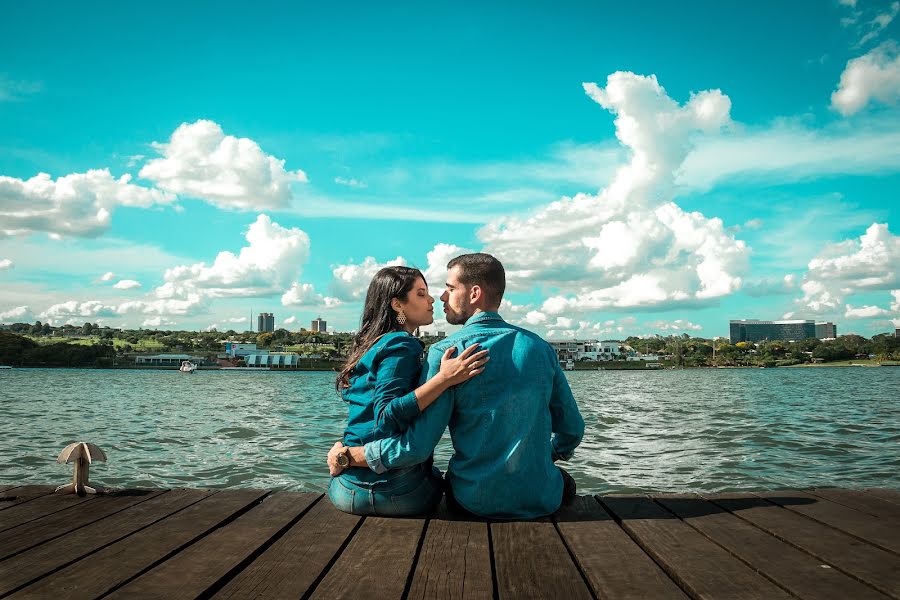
[337,452,350,467]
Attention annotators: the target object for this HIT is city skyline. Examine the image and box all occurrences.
[1,2,899,339]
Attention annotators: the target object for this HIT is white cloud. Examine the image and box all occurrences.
[281,282,342,308]
[0,305,33,323]
[480,71,746,315]
[858,2,900,46]
[646,319,703,331]
[422,243,474,292]
[844,304,891,318]
[797,222,900,313]
[162,214,310,298]
[0,170,176,238]
[838,0,857,7]
[113,279,142,290]
[334,176,367,188]
[0,258,12,271]
[100,271,115,282]
[832,41,900,116]
[283,315,297,325]
[744,218,764,230]
[117,294,206,317]
[891,290,900,312]
[330,255,407,300]
[142,316,176,328]
[139,120,308,210]
[743,274,797,297]
[680,117,900,190]
[40,300,117,321]
[225,316,250,323]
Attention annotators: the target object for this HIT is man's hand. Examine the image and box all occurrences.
[327,441,346,477]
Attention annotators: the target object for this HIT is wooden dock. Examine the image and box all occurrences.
[0,485,898,599]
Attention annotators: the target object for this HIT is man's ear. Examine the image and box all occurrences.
[469,285,483,305]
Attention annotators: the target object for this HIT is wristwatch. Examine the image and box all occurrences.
[336,448,350,469]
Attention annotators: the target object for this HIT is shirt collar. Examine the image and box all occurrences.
[464,311,504,327]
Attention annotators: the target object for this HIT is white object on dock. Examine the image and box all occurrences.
[55,442,107,496]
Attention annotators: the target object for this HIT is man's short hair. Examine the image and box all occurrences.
[447,253,505,307]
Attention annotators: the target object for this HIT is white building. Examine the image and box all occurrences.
[245,352,301,368]
[135,353,205,366]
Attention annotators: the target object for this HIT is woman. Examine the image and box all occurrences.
[327,265,487,516]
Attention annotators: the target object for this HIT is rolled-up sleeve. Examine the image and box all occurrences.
[365,346,453,473]
[372,336,424,434]
[548,352,585,462]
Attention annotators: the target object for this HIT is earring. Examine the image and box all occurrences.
[397,309,407,325]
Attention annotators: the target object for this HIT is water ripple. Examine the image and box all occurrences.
[1,367,898,493]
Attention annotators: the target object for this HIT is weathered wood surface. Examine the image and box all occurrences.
[0,487,897,600]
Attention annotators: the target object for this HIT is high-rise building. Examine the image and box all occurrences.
[311,317,327,333]
[815,322,837,339]
[729,320,817,343]
[257,312,275,333]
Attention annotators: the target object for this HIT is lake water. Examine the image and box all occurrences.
[1,367,898,494]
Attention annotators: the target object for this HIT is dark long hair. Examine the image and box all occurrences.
[336,266,425,392]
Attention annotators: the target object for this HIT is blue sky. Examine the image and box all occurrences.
[2,1,900,338]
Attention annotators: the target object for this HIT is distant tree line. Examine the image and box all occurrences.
[0,331,115,367]
[624,333,900,367]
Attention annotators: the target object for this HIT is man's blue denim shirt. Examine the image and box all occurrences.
[342,331,424,484]
[364,312,585,519]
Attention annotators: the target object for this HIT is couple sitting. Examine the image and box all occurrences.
[326,253,584,519]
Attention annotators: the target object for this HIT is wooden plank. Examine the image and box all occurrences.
[0,489,164,561]
[406,502,493,600]
[812,488,900,520]
[554,496,688,600]
[0,489,211,597]
[659,494,890,600]
[492,518,593,600]
[213,497,361,600]
[759,490,900,555]
[309,516,426,599]
[0,485,18,493]
[709,493,900,599]
[9,488,267,600]
[107,492,319,599]
[0,493,94,532]
[0,486,55,512]
[867,489,900,505]
[601,495,792,600]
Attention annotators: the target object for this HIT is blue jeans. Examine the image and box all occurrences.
[328,463,443,516]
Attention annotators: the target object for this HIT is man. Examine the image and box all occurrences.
[328,253,584,519]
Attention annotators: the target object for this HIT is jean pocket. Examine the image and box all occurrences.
[327,477,357,514]
[387,475,442,516]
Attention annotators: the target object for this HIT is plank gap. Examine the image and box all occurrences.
[299,515,367,600]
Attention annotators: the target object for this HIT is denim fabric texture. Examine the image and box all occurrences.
[364,312,585,519]
[328,463,443,516]
[339,331,425,487]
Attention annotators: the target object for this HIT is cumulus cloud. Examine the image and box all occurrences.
[281,282,342,307]
[99,271,115,282]
[330,255,407,300]
[797,222,900,313]
[0,170,176,238]
[40,300,117,321]
[142,316,176,328]
[0,258,12,271]
[113,279,142,290]
[283,315,297,325]
[162,214,310,298]
[844,304,891,318]
[0,305,33,323]
[832,41,900,116]
[422,243,474,291]
[139,120,308,210]
[479,72,747,316]
[892,290,900,312]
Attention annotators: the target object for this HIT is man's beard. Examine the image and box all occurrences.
[444,305,472,325]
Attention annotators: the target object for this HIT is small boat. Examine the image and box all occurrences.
[179,360,197,374]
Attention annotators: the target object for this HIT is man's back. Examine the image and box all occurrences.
[428,312,583,517]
